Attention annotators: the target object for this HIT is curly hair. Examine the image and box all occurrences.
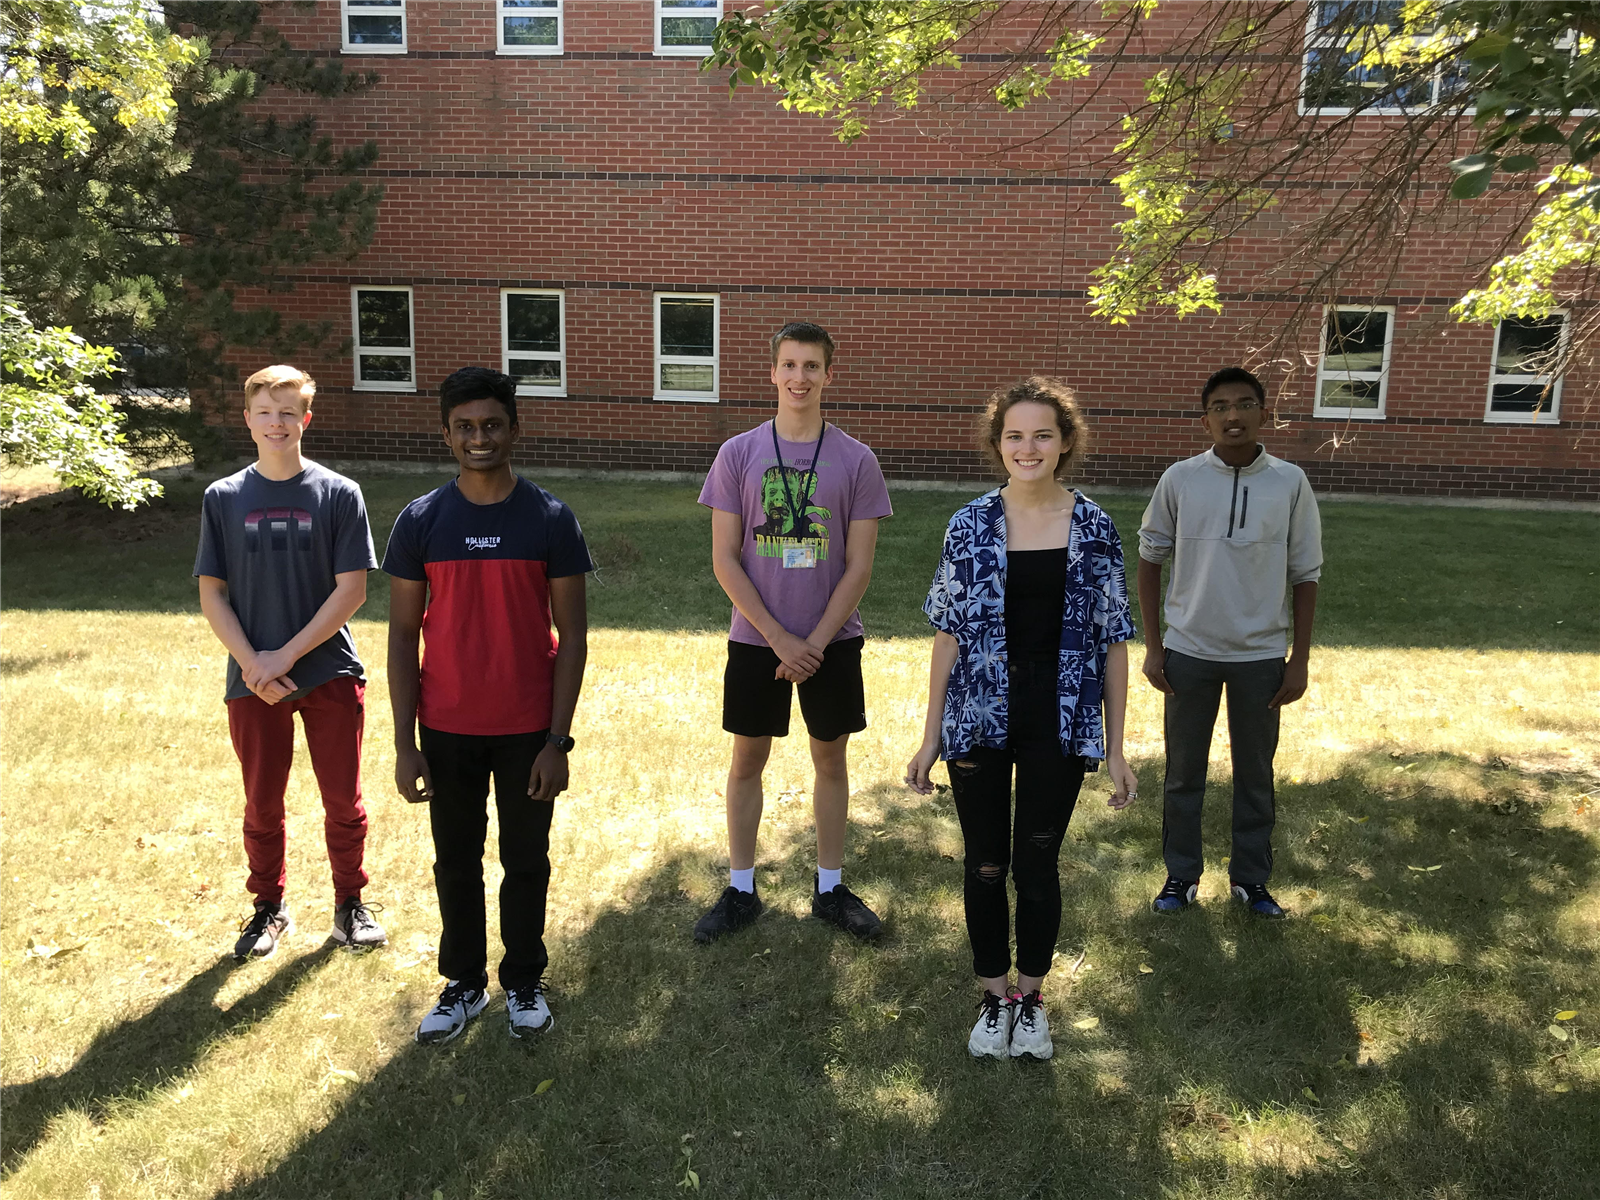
[977,376,1090,481]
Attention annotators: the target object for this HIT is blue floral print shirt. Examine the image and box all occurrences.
[923,489,1135,763]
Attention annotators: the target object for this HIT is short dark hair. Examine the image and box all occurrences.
[769,322,835,369]
[1201,366,1265,408]
[978,376,1090,481]
[439,366,518,426]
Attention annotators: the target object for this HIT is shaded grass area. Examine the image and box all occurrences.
[1,462,1596,650]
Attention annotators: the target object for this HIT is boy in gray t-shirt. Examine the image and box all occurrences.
[1137,367,1322,920]
[195,365,384,959]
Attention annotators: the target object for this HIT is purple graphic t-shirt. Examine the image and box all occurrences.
[699,421,893,647]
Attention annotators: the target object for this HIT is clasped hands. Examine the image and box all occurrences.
[241,648,298,704]
[771,630,827,682]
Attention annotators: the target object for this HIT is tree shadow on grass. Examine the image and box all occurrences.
[0,944,337,1172]
[202,749,1596,1198]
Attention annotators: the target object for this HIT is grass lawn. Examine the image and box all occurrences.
[2,464,1597,1199]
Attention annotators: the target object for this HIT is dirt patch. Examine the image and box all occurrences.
[0,487,192,545]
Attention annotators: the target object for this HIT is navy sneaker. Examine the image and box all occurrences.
[1152,877,1199,913]
[1231,881,1286,918]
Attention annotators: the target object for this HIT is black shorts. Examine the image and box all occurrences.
[722,635,867,741]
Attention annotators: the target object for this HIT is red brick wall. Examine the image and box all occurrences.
[222,1,1596,500]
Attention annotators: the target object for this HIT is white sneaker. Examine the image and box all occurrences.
[415,979,488,1045]
[506,984,553,1038]
[1008,990,1054,1060]
[968,991,1009,1058]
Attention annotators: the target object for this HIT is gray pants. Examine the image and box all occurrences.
[1161,650,1284,886]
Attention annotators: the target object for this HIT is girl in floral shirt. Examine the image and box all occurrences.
[905,377,1139,1061]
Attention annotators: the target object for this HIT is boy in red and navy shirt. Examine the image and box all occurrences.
[385,367,592,1045]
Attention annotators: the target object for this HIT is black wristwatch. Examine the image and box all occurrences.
[546,732,576,753]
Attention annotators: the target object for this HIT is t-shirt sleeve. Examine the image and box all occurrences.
[381,505,427,582]
[332,482,379,574]
[1138,467,1177,564]
[697,440,743,514]
[850,447,894,521]
[194,488,228,579]
[546,502,595,579]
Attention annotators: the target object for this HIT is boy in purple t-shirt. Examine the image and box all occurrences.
[694,322,894,944]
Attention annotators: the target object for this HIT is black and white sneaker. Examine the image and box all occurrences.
[506,984,553,1038]
[968,991,1009,1058]
[1231,881,1287,918]
[1008,989,1054,1060]
[415,978,489,1045]
[331,898,388,950]
[693,886,764,944]
[233,903,293,960]
[811,878,883,940]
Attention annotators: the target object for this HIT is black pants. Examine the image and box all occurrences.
[948,658,1087,979]
[419,725,552,990]
[1160,650,1284,886]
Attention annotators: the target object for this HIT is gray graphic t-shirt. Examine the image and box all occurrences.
[194,462,378,701]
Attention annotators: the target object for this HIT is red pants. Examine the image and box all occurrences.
[227,675,369,906]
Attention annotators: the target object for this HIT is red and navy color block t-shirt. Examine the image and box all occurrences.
[382,477,593,737]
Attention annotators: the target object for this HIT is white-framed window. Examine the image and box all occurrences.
[1484,313,1566,424]
[654,293,718,402]
[351,286,415,391]
[1314,305,1393,419]
[341,0,406,54]
[501,289,566,396]
[1301,1,1462,115]
[498,0,562,55]
[655,0,720,56]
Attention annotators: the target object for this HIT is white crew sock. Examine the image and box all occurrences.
[817,866,842,894]
[729,867,755,894]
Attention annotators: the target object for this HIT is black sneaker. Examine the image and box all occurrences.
[1231,881,1286,918]
[233,903,293,960]
[331,898,388,950]
[693,886,763,944]
[811,878,882,940]
[1152,876,1199,914]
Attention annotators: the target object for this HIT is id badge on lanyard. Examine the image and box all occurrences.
[772,420,826,569]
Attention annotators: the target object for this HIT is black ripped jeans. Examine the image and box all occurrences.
[948,657,1087,979]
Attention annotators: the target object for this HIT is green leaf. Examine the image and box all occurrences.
[1302,1086,1319,1103]
[1464,31,1510,61]
[1073,1016,1100,1030]
[1548,1024,1570,1041]
[1502,154,1540,172]
[534,1077,555,1095]
[1451,169,1494,200]
[1518,124,1569,145]
[1501,43,1532,75]
[1449,153,1495,174]
[452,1093,466,1106]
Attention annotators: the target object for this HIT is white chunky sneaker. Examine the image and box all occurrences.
[968,991,1009,1059]
[1008,990,1054,1061]
[506,984,553,1039]
[415,979,488,1045]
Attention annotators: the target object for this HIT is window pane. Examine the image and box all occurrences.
[1495,317,1563,375]
[661,363,714,393]
[660,16,718,45]
[1490,383,1555,414]
[503,16,558,45]
[1318,378,1381,409]
[503,1,558,6]
[1324,310,1388,372]
[347,15,403,44]
[659,298,714,357]
[507,295,560,352]
[359,353,412,383]
[662,0,719,7]
[509,358,562,386]
[357,291,411,346]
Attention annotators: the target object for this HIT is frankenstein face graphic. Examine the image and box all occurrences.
[756,465,831,541]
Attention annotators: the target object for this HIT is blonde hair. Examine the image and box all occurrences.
[243,364,317,411]
[978,376,1090,480]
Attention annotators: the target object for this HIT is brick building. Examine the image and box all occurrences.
[237,0,1596,500]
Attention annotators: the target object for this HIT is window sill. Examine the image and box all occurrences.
[654,46,713,57]
[341,44,408,54]
[498,47,564,56]
[515,386,568,398]
[653,393,719,404]
[353,382,418,393]
[1312,409,1386,421]
[1483,413,1561,426]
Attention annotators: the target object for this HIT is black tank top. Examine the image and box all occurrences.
[1004,547,1068,661]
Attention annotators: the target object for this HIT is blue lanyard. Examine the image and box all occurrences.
[770,420,826,535]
